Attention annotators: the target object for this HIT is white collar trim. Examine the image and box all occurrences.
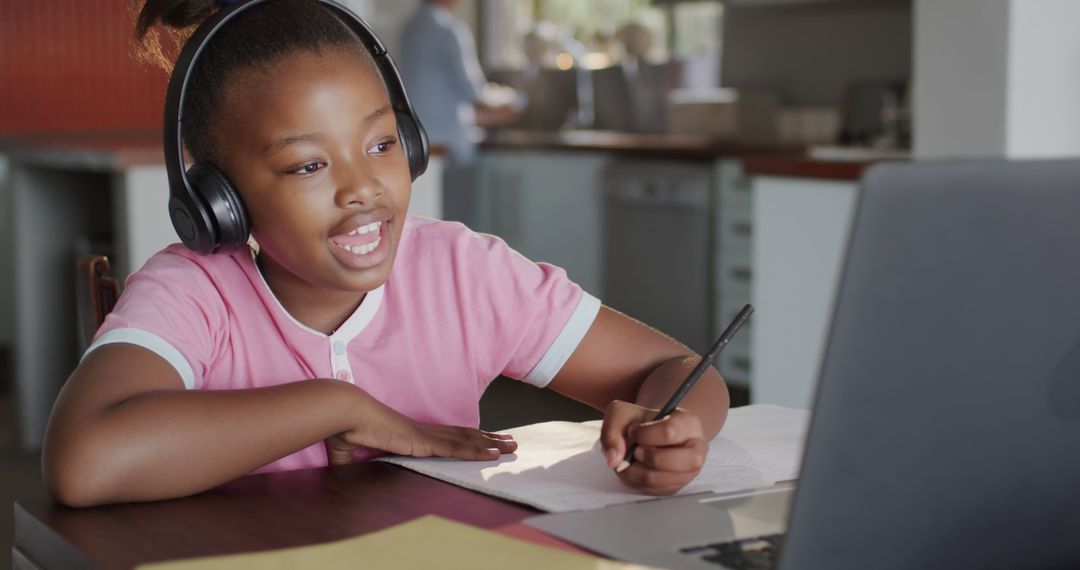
[249,248,384,341]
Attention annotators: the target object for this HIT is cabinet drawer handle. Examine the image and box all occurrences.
[731,222,752,236]
[731,267,753,281]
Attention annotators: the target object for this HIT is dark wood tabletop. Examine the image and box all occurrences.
[14,461,542,570]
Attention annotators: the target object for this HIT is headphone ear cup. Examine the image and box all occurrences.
[215,171,251,251]
[186,162,251,254]
[169,170,217,256]
[396,111,429,181]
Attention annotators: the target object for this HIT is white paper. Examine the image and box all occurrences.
[377,405,810,513]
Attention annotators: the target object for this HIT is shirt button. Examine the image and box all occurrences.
[336,370,351,382]
[333,340,346,355]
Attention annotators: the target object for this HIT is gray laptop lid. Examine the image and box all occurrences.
[781,159,1080,570]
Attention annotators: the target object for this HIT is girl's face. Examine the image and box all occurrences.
[215,47,411,299]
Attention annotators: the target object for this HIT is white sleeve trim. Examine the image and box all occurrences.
[83,328,198,389]
[522,292,602,388]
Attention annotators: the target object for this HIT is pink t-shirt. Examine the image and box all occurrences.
[88,216,600,473]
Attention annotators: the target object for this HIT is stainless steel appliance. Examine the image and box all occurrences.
[602,159,712,353]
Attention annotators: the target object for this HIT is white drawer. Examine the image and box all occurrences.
[720,183,752,215]
[718,223,752,255]
[718,259,753,288]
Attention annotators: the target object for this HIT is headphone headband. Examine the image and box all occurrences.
[163,0,429,254]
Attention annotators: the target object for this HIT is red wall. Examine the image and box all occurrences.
[0,1,168,134]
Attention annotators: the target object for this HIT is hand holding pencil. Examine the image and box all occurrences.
[600,401,709,495]
[599,305,754,495]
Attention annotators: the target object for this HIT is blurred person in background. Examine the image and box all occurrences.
[400,0,521,228]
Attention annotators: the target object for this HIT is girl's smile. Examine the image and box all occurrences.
[328,214,392,270]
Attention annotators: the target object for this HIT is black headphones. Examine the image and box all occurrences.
[164,0,429,255]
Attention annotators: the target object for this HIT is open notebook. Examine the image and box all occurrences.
[377,404,809,513]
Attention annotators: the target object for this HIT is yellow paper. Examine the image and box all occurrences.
[137,515,650,570]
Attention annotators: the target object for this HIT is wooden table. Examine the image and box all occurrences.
[14,462,546,569]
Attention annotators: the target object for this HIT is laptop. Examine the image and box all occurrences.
[527,158,1080,569]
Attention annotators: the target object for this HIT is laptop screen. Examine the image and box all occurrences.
[780,159,1080,570]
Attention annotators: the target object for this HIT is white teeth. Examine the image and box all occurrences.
[337,222,384,257]
[343,234,382,256]
[350,221,382,235]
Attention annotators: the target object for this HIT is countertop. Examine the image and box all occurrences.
[482,130,908,180]
[742,155,878,181]
[482,129,804,160]
[0,132,166,171]
[741,146,911,181]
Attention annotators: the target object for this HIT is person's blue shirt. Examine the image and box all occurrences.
[399,3,486,165]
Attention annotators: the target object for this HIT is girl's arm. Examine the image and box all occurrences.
[545,306,730,495]
[43,344,514,507]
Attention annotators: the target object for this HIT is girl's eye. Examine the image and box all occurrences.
[286,162,325,175]
[370,138,398,154]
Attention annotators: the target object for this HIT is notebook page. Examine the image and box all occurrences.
[377,405,809,513]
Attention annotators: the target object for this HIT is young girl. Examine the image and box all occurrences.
[42,0,729,507]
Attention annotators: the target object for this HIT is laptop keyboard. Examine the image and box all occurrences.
[680,533,784,569]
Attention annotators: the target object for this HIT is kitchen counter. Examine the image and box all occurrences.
[741,155,874,181]
[482,130,913,181]
[0,133,164,171]
[742,147,910,181]
[481,129,803,160]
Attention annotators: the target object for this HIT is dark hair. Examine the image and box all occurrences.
[133,0,380,163]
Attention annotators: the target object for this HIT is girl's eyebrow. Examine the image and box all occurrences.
[362,104,392,126]
[262,104,393,156]
[263,132,326,156]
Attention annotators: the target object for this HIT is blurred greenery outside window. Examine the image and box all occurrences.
[483,0,723,70]
[672,2,724,58]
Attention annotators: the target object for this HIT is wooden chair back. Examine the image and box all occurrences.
[76,255,120,352]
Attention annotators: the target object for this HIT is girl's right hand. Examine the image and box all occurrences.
[323,397,517,466]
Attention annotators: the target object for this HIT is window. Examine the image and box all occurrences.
[482,0,723,71]
[672,2,724,59]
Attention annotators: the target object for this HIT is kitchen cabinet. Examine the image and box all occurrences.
[474,150,606,297]
[750,175,858,409]
[0,155,12,346]
[10,158,132,451]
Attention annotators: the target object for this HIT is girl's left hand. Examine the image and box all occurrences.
[600,400,708,496]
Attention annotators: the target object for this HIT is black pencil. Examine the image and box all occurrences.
[616,303,754,473]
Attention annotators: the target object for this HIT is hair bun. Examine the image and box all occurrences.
[133,0,221,72]
[143,0,218,30]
